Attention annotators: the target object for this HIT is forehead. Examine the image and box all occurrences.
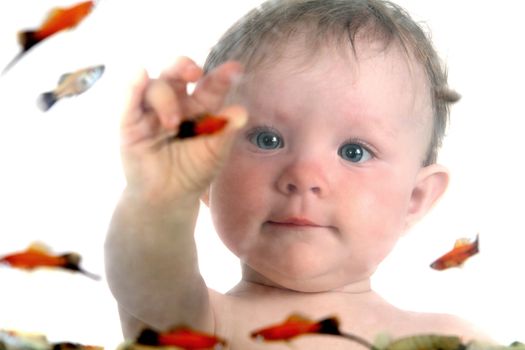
[238,34,432,125]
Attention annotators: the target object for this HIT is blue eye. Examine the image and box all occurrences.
[338,143,372,163]
[248,128,283,150]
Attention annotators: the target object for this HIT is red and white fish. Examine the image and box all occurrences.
[430,234,479,270]
[135,326,227,350]
[37,64,105,111]
[250,313,377,349]
[168,114,228,141]
[0,242,100,280]
[2,1,96,74]
[250,314,342,342]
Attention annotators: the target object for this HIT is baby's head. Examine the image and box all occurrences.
[205,0,459,166]
[203,0,457,291]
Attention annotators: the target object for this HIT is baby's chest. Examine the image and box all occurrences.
[215,301,379,350]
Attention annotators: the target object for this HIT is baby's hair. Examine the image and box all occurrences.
[204,0,459,165]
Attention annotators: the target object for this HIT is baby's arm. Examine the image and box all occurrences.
[104,57,246,339]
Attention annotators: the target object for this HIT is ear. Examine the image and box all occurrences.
[200,187,210,207]
[405,164,449,230]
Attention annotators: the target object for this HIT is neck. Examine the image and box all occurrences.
[231,265,373,296]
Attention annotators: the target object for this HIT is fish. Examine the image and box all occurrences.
[250,314,342,342]
[0,242,100,280]
[166,114,228,141]
[430,234,479,270]
[2,1,95,75]
[250,313,378,349]
[136,326,227,350]
[37,64,105,111]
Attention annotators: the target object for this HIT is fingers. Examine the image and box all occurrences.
[191,61,243,113]
[144,79,182,129]
[121,68,149,128]
[121,57,244,149]
[143,57,205,129]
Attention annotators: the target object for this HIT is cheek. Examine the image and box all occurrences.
[337,170,412,251]
[208,156,272,254]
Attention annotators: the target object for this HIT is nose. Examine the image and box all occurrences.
[276,157,329,197]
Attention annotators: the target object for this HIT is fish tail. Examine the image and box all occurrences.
[1,51,25,75]
[76,267,101,280]
[136,329,160,346]
[317,317,341,336]
[473,233,480,251]
[17,30,40,51]
[61,253,101,280]
[37,91,58,111]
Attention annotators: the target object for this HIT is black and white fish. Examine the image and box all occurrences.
[37,65,104,111]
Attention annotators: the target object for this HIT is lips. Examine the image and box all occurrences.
[268,217,323,227]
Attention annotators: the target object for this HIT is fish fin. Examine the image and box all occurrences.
[27,242,52,253]
[317,317,341,336]
[453,238,471,248]
[285,314,312,323]
[58,73,72,84]
[473,233,480,250]
[37,91,58,111]
[17,30,40,52]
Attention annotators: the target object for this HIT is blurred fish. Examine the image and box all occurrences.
[1,1,96,75]
[250,314,342,342]
[430,234,479,270]
[136,327,226,350]
[0,242,100,280]
[168,114,228,140]
[37,64,105,111]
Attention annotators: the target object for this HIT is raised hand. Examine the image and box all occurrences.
[119,57,247,205]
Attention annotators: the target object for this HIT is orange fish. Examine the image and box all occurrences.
[170,114,228,140]
[2,1,95,74]
[136,326,227,350]
[250,314,342,342]
[0,242,100,280]
[430,234,479,270]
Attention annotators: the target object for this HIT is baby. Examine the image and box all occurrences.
[105,0,490,348]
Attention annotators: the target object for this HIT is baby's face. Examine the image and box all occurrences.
[207,38,435,292]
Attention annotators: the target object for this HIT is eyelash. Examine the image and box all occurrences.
[245,125,284,148]
[341,138,375,156]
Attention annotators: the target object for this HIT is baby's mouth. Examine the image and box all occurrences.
[267,217,324,228]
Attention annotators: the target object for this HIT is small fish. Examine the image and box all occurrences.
[0,242,100,280]
[430,234,479,270]
[169,114,228,140]
[2,1,95,74]
[250,314,342,342]
[136,326,227,350]
[37,65,105,111]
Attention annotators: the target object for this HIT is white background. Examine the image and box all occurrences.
[0,1,524,348]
